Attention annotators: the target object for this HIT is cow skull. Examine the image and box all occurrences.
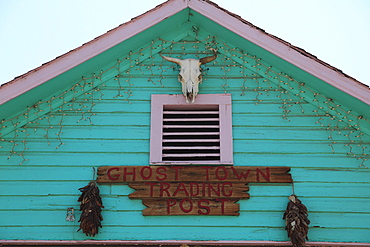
[161,51,217,103]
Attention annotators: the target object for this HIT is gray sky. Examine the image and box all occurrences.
[0,0,369,86]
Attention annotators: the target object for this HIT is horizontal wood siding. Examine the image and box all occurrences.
[1,38,370,243]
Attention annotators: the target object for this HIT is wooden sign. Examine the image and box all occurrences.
[97,166,292,216]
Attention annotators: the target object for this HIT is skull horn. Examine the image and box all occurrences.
[161,55,182,65]
[200,50,217,64]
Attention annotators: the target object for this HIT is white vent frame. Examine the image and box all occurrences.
[150,94,233,165]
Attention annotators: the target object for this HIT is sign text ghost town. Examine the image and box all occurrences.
[97,166,292,216]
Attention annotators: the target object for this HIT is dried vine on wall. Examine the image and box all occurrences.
[0,35,368,166]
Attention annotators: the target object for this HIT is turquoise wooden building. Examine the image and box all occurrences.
[1,0,369,246]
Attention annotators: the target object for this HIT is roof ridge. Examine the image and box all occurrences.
[199,0,368,89]
[1,0,369,107]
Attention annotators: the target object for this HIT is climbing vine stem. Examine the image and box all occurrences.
[0,36,369,167]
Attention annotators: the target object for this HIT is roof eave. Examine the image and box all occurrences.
[1,0,369,107]
[189,0,370,106]
[0,0,188,105]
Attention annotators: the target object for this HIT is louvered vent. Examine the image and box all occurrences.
[162,105,220,162]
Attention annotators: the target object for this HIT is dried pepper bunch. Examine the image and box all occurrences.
[77,181,104,237]
[283,194,310,247]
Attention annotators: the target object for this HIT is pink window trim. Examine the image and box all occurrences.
[150,94,233,165]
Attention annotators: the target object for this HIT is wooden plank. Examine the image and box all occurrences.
[1,225,272,241]
[45,98,319,115]
[91,86,287,100]
[2,166,368,184]
[0,152,363,168]
[0,181,113,196]
[1,226,370,242]
[128,182,249,199]
[142,198,241,216]
[0,195,143,211]
[97,166,292,183]
[2,209,370,228]
[2,195,369,213]
[4,138,364,155]
[22,112,344,129]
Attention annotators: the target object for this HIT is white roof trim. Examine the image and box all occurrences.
[188,0,370,105]
[1,0,369,106]
[0,0,188,105]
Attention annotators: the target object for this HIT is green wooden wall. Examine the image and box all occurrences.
[1,28,370,243]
